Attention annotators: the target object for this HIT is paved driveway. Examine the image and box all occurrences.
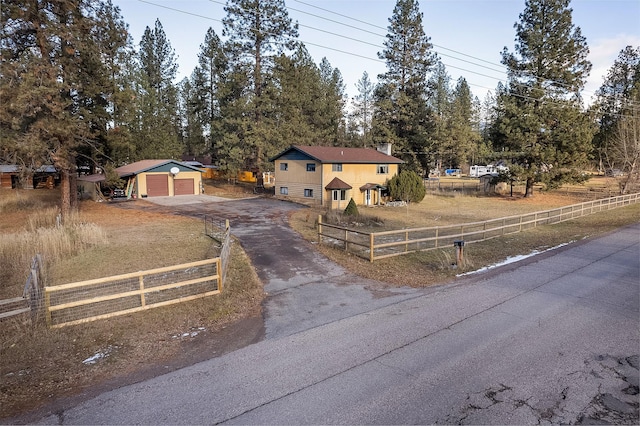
[128,195,425,338]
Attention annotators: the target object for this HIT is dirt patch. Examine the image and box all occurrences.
[4,314,264,424]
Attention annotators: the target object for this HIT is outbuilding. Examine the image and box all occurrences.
[79,160,203,200]
[0,165,19,189]
[117,159,204,198]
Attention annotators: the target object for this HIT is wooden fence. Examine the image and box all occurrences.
[42,220,232,328]
[0,255,45,324]
[318,192,640,262]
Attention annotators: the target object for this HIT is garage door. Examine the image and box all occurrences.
[146,175,169,197]
[174,178,194,195]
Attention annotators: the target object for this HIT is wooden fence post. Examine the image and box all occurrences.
[344,229,348,251]
[369,233,374,263]
[139,275,146,308]
[318,215,323,244]
[217,258,223,292]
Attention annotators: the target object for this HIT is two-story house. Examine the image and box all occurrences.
[270,144,404,209]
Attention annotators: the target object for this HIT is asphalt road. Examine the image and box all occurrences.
[33,198,639,424]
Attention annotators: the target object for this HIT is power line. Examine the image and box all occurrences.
[135,0,628,112]
[142,0,505,94]
[291,0,607,100]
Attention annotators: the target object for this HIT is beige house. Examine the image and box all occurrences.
[270,145,403,209]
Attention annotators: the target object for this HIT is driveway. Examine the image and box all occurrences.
[123,195,426,338]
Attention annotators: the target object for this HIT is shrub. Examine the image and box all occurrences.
[344,198,359,216]
[388,170,426,203]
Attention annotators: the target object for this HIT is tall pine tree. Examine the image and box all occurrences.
[222,0,298,171]
[134,19,182,160]
[191,27,227,158]
[495,0,593,196]
[372,0,438,176]
[0,0,116,217]
[350,71,375,148]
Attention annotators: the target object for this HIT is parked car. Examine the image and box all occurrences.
[102,187,126,198]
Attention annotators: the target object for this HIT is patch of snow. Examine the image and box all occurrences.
[82,345,118,365]
[172,327,206,339]
[457,242,573,277]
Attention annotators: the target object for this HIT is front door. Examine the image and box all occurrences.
[365,189,372,206]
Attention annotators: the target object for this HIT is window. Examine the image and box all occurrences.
[280,163,288,171]
[377,164,389,174]
[306,163,316,172]
[280,187,288,195]
[304,189,313,198]
[332,163,343,172]
[332,190,346,201]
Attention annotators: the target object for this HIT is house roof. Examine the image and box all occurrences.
[115,160,202,177]
[325,177,353,190]
[359,183,386,191]
[0,165,19,173]
[270,145,404,164]
[0,164,57,173]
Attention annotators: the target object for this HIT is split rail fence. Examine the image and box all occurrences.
[41,219,231,328]
[318,192,640,263]
[0,255,45,324]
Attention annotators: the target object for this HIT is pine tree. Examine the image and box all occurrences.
[134,20,182,160]
[192,28,227,157]
[592,46,640,173]
[372,0,438,176]
[222,0,299,170]
[317,58,347,146]
[351,71,375,148]
[0,0,115,217]
[592,46,640,193]
[343,198,359,216]
[496,0,593,196]
[426,61,452,170]
[93,0,135,167]
[178,76,207,157]
[270,46,322,150]
[447,78,480,169]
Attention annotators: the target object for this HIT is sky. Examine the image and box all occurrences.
[111,0,640,106]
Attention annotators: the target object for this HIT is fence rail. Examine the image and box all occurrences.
[44,258,222,328]
[40,219,232,328]
[318,192,640,262]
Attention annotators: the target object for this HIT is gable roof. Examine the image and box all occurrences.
[270,145,404,164]
[325,177,353,190]
[115,160,202,177]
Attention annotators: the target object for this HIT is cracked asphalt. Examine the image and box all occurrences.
[33,196,640,424]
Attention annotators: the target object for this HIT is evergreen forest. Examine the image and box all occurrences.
[1,0,639,216]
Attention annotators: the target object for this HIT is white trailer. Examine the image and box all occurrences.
[469,165,497,177]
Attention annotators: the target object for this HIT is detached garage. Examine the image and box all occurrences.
[116,160,203,198]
